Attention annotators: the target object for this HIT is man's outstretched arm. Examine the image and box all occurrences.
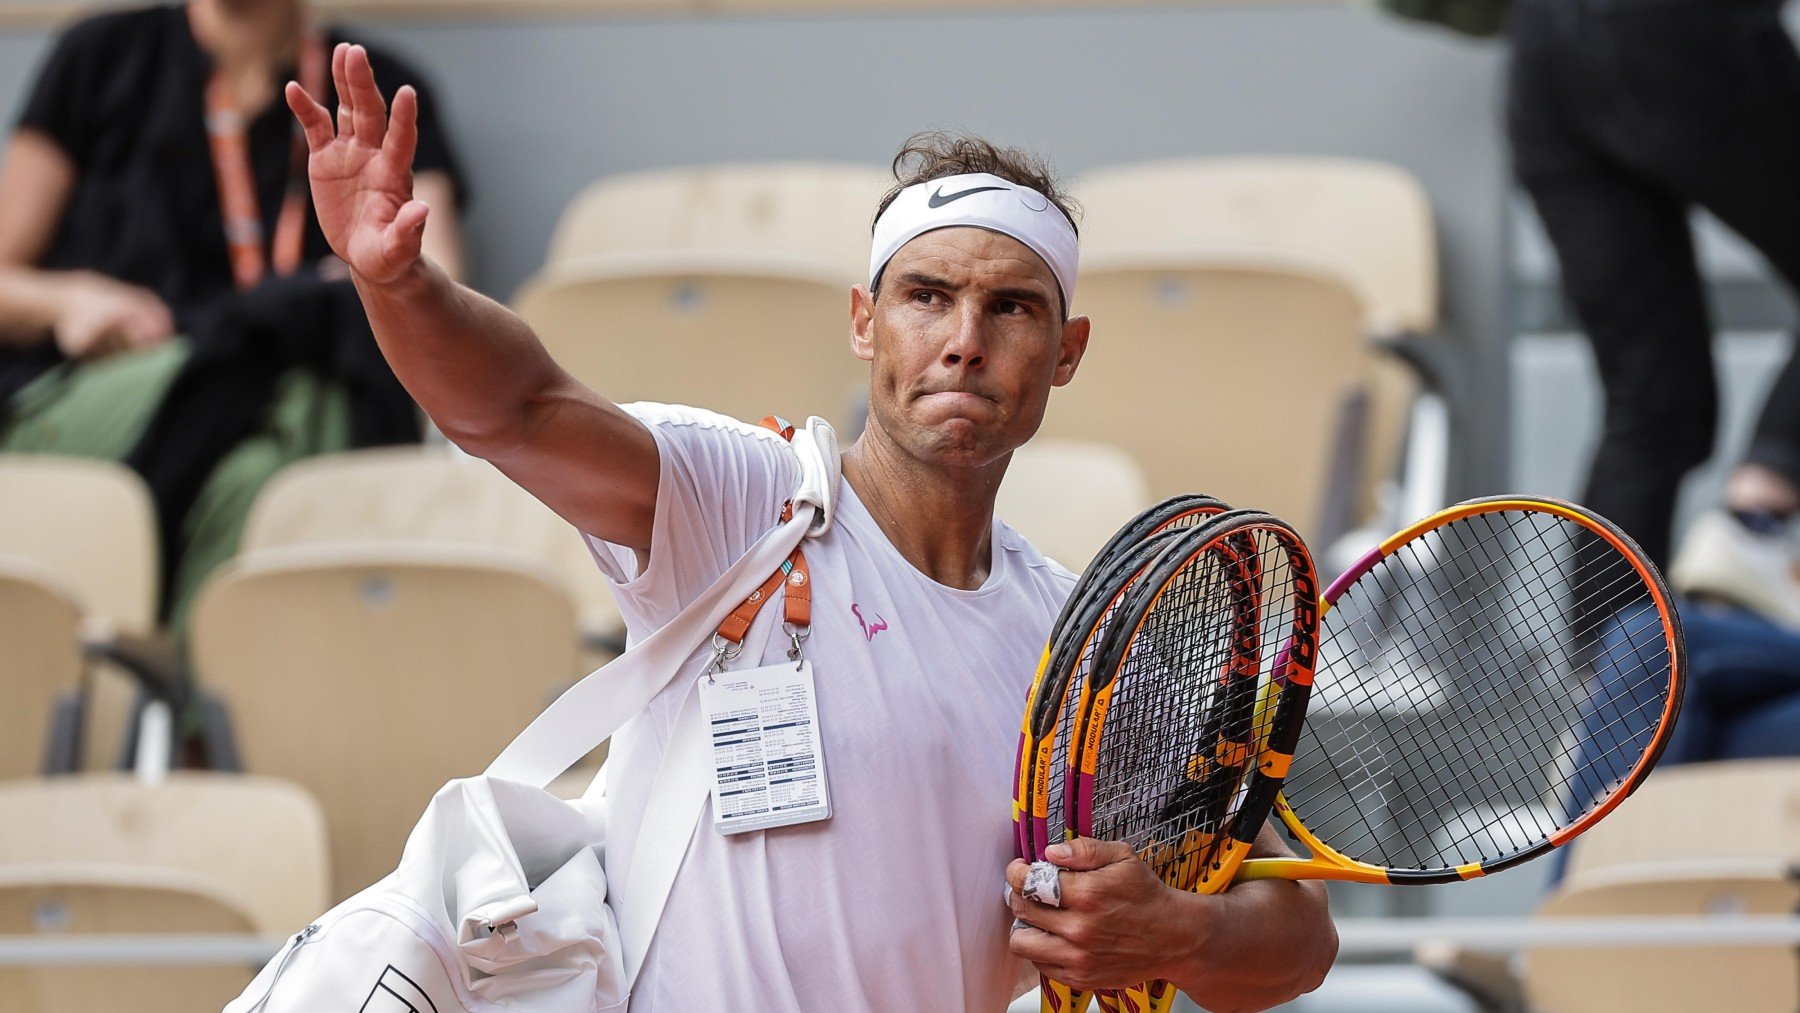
[286,43,657,550]
[1007,824,1336,1013]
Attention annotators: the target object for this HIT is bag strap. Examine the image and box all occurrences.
[614,414,835,989]
[482,415,838,789]
[481,504,813,787]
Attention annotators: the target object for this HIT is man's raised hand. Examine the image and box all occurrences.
[285,43,427,286]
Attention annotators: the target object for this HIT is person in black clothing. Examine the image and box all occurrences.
[1507,0,1800,625]
[0,0,467,624]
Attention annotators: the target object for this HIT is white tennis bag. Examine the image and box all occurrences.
[226,418,840,1013]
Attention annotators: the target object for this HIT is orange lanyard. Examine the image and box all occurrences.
[715,416,815,652]
[196,8,327,290]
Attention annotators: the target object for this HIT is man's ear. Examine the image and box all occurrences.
[850,284,876,363]
[1052,315,1090,387]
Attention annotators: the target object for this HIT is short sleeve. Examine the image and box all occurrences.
[585,404,803,635]
[15,14,119,166]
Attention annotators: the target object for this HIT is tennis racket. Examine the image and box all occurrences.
[1235,495,1685,887]
[1014,495,1228,1013]
[1017,494,1229,862]
[1065,512,1320,1013]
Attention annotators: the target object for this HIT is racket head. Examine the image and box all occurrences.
[1018,499,1227,1013]
[1262,495,1684,884]
[1021,527,1200,863]
[1067,511,1320,893]
[1015,495,1228,862]
[1081,494,1230,589]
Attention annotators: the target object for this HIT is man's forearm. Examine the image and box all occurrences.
[1166,876,1335,1012]
[350,258,564,455]
[1167,823,1335,1012]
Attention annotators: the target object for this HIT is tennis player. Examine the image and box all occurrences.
[288,43,1335,1011]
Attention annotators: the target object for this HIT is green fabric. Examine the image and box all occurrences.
[0,341,353,631]
[1371,0,1511,37]
[164,369,351,632]
[1,341,189,458]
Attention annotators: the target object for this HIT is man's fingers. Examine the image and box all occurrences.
[331,42,354,138]
[385,85,420,169]
[1046,836,1137,872]
[1009,884,1079,937]
[347,45,388,145]
[1005,859,1032,894]
[1008,920,1085,973]
[384,200,430,267]
[285,82,335,150]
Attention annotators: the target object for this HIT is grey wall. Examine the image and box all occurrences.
[0,4,1512,488]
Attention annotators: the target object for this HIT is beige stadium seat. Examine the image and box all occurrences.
[996,439,1152,571]
[0,457,161,770]
[0,773,328,1013]
[1415,759,1800,1009]
[245,446,621,645]
[0,559,84,777]
[514,163,890,430]
[1076,158,1437,336]
[1044,264,1373,537]
[0,455,158,636]
[1562,759,1800,879]
[538,162,888,275]
[190,545,578,899]
[1070,158,1442,542]
[1525,861,1800,1013]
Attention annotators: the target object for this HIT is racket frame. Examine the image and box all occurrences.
[1238,495,1686,886]
[1063,513,1320,1013]
[1012,496,1226,1013]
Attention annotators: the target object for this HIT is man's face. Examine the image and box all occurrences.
[851,226,1089,470]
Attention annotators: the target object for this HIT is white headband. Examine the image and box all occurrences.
[869,172,1079,312]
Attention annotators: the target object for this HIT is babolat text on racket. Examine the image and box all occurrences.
[1237,495,1684,887]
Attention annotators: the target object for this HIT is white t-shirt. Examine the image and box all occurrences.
[585,403,1077,1012]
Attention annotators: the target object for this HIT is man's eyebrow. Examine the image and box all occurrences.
[989,286,1052,307]
[892,272,1052,307]
[892,270,958,291]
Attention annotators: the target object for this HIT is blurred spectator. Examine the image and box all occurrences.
[1585,599,1800,775]
[0,0,466,628]
[1658,601,1800,763]
[1504,0,1800,627]
[1558,597,1800,879]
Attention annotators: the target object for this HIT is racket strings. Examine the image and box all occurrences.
[1042,586,1133,843]
[1037,533,1191,855]
[1303,521,1663,863]
[1339,518,1648,773]
[1417,516,1666,796]
[1303,550,1648,867]
[1288,509,1673,871]
[1090,531,1308,885]
[1091,554,1242,879]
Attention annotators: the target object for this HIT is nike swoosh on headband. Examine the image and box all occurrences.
[928,184,1010,208]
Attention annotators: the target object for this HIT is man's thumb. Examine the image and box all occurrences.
[1044,836,1134,871]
